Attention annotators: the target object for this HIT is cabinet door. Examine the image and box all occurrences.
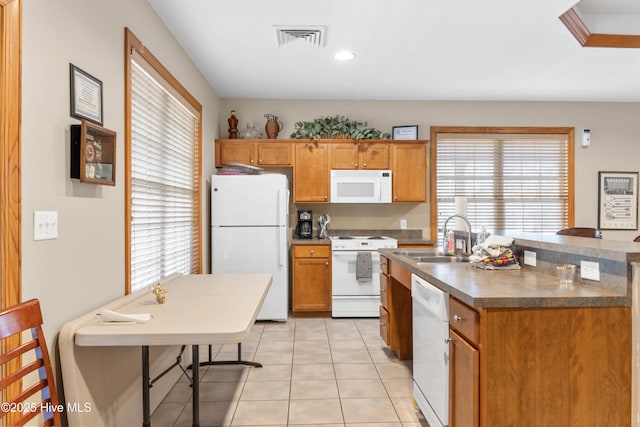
[391,143,426,202]
[294,143,329,202]
[361,143,389,169]
[331,144,360,169]
[292,256,331,311]
[257,143,292,166]
[450,330,479,427]
[217,142,255,166]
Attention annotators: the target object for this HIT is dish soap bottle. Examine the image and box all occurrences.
[476,226,489,246]
[447,229,455,254]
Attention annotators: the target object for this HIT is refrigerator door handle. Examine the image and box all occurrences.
[277,188,284,267]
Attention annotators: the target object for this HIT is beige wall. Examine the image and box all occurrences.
[21,2,221,415]
[221,99,640,240]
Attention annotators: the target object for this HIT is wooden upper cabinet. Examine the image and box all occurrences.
[215,140,292,167]
[331,142,389,169]
[257,143,292,166]
[214,139,428,204]
[217,141,255,166]
[294,142,330,203]
[391,143,426,202]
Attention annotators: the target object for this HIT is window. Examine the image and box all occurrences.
[430,127,574,242]
[125,29,202,293]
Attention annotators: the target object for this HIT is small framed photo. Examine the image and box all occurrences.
[392,125,418,140]
[598,171,638,230]
[70,64,103,125]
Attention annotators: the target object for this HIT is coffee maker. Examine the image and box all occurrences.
[295,210,313,239]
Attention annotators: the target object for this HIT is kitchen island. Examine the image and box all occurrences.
[379,233,639,427]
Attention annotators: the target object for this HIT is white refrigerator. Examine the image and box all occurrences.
[211,174,289,321]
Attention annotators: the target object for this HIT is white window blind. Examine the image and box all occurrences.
[130,58,200,292]
[435,133,570,241]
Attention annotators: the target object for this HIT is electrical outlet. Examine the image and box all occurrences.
[400,219,407,229]
[524,250,537,267]
[580,260,600,281]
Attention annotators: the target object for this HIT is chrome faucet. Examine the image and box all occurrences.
[443,214,473,255]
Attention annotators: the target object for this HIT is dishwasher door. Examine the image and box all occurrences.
[412,274,449,427]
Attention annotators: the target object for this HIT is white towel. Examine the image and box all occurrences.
[97,309,152,324]
[471,235,514,256]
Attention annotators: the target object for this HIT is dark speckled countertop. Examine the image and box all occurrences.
[379,232,638,309]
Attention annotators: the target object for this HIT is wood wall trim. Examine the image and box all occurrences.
[1,0,21,309]
[0,0,21,419]
[429,126,576,239]
[124,28,203,294]
[560,7,640,49]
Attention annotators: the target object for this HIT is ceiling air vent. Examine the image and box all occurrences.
[274,25,327,48]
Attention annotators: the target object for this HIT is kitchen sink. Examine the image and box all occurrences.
[393,250,469,264]
[415,255,469,264]
[394,250,447,257]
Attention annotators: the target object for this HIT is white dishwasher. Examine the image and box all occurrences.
[412,273,450,427]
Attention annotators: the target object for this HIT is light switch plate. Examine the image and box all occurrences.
[524,250,537,266]
[34,211,58,241]
[580,260,600,281]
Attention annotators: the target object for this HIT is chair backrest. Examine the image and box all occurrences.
[556,227,602,238]
[634,235,640,243]
[0,299,60,427]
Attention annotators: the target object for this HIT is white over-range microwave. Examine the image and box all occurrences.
[330,169,392,204]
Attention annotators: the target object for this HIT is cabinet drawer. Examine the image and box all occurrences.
[379,306,389,344]
[380,256,389,274]
[293,245,330,258]
[380,273,388,309]
[450,297,480,345]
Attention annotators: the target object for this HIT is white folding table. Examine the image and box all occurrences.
[74,273,272,427]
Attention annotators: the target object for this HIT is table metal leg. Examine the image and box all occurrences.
[192,345,199,427]
[188,343,262,368]
[142,346,150,427]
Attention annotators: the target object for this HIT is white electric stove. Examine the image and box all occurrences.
[330,236,398,317]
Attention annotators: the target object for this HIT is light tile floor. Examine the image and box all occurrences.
[151,317,428,426]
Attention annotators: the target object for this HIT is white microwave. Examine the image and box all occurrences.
[330,170,392,204]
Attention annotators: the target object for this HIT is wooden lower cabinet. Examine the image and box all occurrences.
[449,296,631,427]
[379,256,412,360]
[292,245,331,313]
[449,330,479,427]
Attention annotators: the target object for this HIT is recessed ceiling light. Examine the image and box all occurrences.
[334,50,355,61]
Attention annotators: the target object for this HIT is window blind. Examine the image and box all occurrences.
[435,133,570,242]
[129,59,200,292]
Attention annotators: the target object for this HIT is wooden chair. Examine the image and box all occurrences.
[634,235,640,243]
[556,227,602,238]
[0,299,60,426]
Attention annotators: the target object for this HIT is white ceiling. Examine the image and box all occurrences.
[147,0,640,102]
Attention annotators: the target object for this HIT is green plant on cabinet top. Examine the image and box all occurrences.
[290,115,391,140]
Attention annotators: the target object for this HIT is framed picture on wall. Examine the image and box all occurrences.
[392,125,418,140]
[70,64,103,125]
[598,171,639,230]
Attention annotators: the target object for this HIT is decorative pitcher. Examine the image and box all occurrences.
[264,114,283,139]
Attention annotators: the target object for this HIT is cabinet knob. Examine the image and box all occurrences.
[258,159,262,163]
[355,163,358,167]
[250,159,254,164]
[310,249,315,254]
[453,315,463,322]
[325,261,329,266]
[445,337,453,343]
[363,163,367,168]
[394,196,398,201]
[324,195,328,200]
